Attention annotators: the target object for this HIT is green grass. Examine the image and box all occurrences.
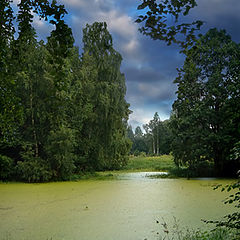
[69,155,177,181]
[122,155,176,172]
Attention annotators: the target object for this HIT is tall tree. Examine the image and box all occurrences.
[81,22,131,170]
[144,112,161,155]
[11,0,75,181]
[0,0,22,146]
[171,29,240,176]
[15,0,40,157]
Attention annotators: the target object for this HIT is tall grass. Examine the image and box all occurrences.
[167,228,239,240]
[156,218,239,240]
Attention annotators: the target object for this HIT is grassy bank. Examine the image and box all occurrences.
[123,155,176,172]
[67,155,176,180]
[68,155,218,180]
[122,155,218,179]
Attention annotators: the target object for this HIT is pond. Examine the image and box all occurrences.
[0,173,235,240]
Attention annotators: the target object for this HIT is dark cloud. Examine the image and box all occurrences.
[187,0,240,42]
[124,67,165,83]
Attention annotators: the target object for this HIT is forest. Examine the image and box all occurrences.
[0,0,131,182]
[0,0,240,183]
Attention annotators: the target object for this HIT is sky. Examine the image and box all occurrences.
[13,0,240,129]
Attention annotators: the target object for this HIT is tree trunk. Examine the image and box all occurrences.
[152,136,155,155]
[156,127,159,155]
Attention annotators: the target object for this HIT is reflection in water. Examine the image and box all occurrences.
[117,171,168,180]
[0,173,235,240]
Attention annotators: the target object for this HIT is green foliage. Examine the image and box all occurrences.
[230,141,240,162]
[204,171,240,231]
[45,126,76,180]
[0,2,130,182]
[170,28,240,176]
[16,143,51,182]
[157,218,239,240]
[77,22,131,171]
[0,155,14,180]
[0,0,14,59]
[16,159,51,183]
[136,0,203,49]
[0,1,23,146]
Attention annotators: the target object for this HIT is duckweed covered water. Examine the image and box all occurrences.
[0,173,235,240]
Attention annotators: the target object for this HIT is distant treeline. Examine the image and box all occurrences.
[128,112,172,156]
[0,1,131,182]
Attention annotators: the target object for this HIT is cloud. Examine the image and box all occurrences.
[32,16,54,40]
[60,0,144,65]
[125,66,177,102]
[125,66,176,129]
[187,0,240,41]
[128,102,171,130]
[138,82,174,101]
[128,108,154,129]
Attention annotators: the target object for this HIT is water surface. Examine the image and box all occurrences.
[0,173,235,240]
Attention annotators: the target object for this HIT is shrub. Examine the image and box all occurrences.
[0,155,14,180]
[44,126,76,180]
[16,159,51,182]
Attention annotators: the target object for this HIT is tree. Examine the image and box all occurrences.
[170,29,240,176]
[0,0,14,67]
[135,126,143,138]
[136,0,203,49]
[131,126,147,155]
[127,125,135,143]
[0,2,131,181]
[0,0,23,146]
[78,22,131,170]
[0,0,76,181]
[144,112,161,155]
[44,126,76,180]
[132,113,172,156]
[14,0,40,158]
[159,120,172,155]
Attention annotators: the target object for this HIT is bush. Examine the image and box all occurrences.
[0,155,14,180]
[16,159,51,182]
[188,160,215,177]
[44,127,76,180]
